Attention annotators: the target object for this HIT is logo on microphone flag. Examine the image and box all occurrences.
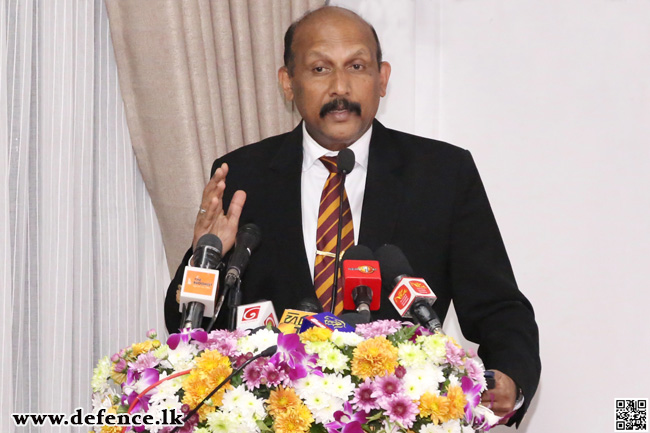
[242,306,261,321]
[299,312,355,333]
[389,277,437,317]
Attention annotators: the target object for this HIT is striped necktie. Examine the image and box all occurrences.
[314,156,355,315]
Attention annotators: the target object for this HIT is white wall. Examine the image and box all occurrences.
[333,1,650,432]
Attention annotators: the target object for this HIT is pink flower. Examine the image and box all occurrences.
[464,358,484,383]
[371,375,403,402]
[445,340,465,367]
[355,320,403,339]
[382,394,418,428]
[128,352,159,373]
[352,378,379,412]
[262,362,287,387]
[197,329,245,356]
[243,358,268,389]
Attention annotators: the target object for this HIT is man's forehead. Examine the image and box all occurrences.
[293,13,377,59]
[303,46,372,61]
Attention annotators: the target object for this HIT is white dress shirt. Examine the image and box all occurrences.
[301,123,371,281]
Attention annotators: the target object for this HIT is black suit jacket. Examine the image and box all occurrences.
[165,120,540,424]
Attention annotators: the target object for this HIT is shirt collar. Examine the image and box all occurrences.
[302,122,372,172]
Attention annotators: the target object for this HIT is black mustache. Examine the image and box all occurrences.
[319,99,362,118]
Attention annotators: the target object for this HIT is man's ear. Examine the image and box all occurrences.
[278,66,294,102]
[378,61,391,97]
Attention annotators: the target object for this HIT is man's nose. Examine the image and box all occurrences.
[329,68,350,96]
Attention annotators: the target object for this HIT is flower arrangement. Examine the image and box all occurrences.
[91,321,500,433]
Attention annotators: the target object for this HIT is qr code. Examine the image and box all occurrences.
[616,399,648,432]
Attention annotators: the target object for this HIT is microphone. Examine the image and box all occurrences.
[178,234,223,330]
[374,244,441,333]
[341,245,381,323]
[278,297,323,334]
[329,148,355,313]
[225,223,262,289]
[171,344,278,433]
[235,300,278,330]
[226,223,262,330]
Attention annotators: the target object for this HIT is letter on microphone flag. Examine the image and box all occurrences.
[278,310,314,334]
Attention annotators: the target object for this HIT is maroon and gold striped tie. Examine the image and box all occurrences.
[314,156,355,315]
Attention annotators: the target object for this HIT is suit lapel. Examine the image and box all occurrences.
[359,120,405,250]
[268,125,313,294]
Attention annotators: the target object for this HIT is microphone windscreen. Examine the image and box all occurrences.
[342,244,373,261]
[374,244,413,287]
[296,297,323,313]
[236,223,262,250]
[196,233,222,251]
[337,148,355,174]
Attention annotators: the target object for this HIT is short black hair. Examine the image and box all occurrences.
[283,7,383,76]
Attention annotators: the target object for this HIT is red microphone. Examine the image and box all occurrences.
[341,245,382,316]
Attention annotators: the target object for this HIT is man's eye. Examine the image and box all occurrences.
[313,66,326,73]
[351,64,364,70]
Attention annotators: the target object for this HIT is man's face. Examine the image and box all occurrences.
[279,10,391,151]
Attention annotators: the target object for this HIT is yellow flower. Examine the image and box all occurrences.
[267,386,302,417]
[446,385,467,419]
[182,371,218,421]
[351,336,398,379]
[300,327,333,343]
[131,340,157,357]
[109,370,126,385]
[419,392,451,425]
[100,426,122,433]
[181,350,233,421]
[273,404,314,433]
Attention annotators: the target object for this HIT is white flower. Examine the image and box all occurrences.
[447,373,460,388]
[304,393,344,424]
[154,344,169,360]
[91,356,112,392]
[403,364,445,399]
[324,373,355,400]
[330,329,364,347]
[166,340,199,371]
[398,341,427,368]
[315,345,350,373]
[206,410,243,433]
[417,334,448,364]
[221,385,265,420]
[237,329,278,355]
[473,404,501,427]
[419,420,462,433]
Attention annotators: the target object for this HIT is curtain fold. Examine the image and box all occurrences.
[106,0,325,274]
[1,1,169,430]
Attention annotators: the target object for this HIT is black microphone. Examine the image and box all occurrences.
[225,223,262,289]
[330,148,355,313]
[296,297,323,313]
[375,244,442,334]
[171,344,278,433]
[226,223,262,330]
[180,234,223,330]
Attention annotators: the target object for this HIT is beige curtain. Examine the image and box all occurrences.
[105,0,325,273]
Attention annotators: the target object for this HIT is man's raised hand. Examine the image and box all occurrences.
[193,163,246,254]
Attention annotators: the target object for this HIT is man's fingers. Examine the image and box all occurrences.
[479,369,516,417]
[227,190,247,221]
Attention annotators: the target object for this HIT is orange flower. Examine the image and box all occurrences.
[419,392,451,425]
[446,385,467,420]
[267,386,302,417]
[351,336,398,379]
[273,404,314,433]
[181,350,233,421]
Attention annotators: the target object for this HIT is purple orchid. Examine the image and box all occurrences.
[461,375,483,420]
[125,368,159,413]
[270,333,319,382]
[166,327,208,350]
[325,401,368,433]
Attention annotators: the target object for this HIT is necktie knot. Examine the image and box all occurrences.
[319,156,339,174]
